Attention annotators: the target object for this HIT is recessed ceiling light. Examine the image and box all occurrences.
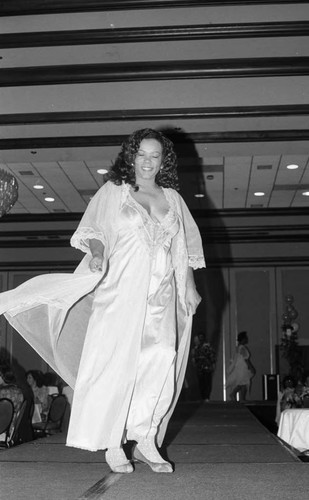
[254,192,265,197]
[194,194,205,198]
[286,164,299,170]
[302,191,309,196]
[44,197,55,202]
[97,168,108,175]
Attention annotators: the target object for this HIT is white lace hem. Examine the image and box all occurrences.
[70,227,105,254]
[189,255,206,270]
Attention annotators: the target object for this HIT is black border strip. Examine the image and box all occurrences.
[1,58,309,87]
[0,130,308,150]
[1,1,309,17]
[1,22,309,48]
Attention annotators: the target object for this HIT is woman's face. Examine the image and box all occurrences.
[27,373,35,387]
[134,138,163,182]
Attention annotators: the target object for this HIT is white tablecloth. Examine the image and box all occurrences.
[277,408,309,451]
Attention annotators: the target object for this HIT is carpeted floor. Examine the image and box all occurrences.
[0,402,308,500]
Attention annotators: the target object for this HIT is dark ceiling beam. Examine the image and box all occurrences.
[2,206,309,224]
[1,1,308,17]
[1,232,309,247]
[1,58,309,87]
[0,130,308,150]
[1,21,308,48]
[1,105,309,126]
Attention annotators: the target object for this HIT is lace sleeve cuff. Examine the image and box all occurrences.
[189,255,206,270]
[70,227,105,254]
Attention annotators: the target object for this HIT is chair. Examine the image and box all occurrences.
[0,398,14,448]
[7,399,27,448]
[32,394,67,438]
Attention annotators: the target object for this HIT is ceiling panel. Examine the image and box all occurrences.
[0,1,309,215]
[223,156,251,209]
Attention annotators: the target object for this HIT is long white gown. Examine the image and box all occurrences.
[226,344,253,396]
[0,181,205,451]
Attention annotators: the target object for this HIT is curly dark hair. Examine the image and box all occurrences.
[0,351,15,384]
[237,331,248,343]
[26,369,45,388]
[107,128,179,190]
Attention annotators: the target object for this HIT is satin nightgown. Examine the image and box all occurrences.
[66,188,180,450]
[0,181,205,452]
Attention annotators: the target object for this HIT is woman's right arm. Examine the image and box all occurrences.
[89,238,105,272]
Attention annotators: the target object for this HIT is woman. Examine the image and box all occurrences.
[0,128,205,473]
[26,370,49,421]
[226,331,255,401]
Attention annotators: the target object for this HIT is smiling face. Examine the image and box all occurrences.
[134,138,163,183]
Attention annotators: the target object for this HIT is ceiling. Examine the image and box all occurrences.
[0,0,309,216]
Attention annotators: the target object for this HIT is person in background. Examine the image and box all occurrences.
[191,333,216,400]
[26,370,49,422]
[280,375,302,412]
[0,360,24,441]
[300,372,309,406]
[226,331,255,402]
[43,371,60,397]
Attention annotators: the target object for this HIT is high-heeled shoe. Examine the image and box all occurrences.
[132,438,173,473]
[105,448,134,473]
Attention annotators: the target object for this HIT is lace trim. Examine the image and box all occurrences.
[70,227,105,253]
[123,186,179,253]
[121,182,131,205]
[189,255,206,270]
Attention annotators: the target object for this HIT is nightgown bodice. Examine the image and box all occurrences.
[119,187,180,262]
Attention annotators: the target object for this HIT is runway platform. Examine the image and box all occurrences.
[0,402,308,500]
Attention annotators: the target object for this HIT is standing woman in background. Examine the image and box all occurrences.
[226,331,255,402]
[0,128,205,474]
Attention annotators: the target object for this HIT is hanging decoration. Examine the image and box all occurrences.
[0,169,18,217]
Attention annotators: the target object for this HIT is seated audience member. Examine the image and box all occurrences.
[300,372,309,407]
[26,370,49,422]
[0,361,24,440]
[61,383,73,407]
[279,375,302,412]
[61,382,74,430]
[43,371,60,397]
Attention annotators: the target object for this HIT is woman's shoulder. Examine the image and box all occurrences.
[98,180,120,192]
[94,180,123,198]
[163,187,183,204]
[164,186,179,196]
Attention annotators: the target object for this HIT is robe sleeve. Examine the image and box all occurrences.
[177,192,206,269]
[70,181,112,255]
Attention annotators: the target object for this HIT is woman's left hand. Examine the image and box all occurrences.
[185,285,201,315]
